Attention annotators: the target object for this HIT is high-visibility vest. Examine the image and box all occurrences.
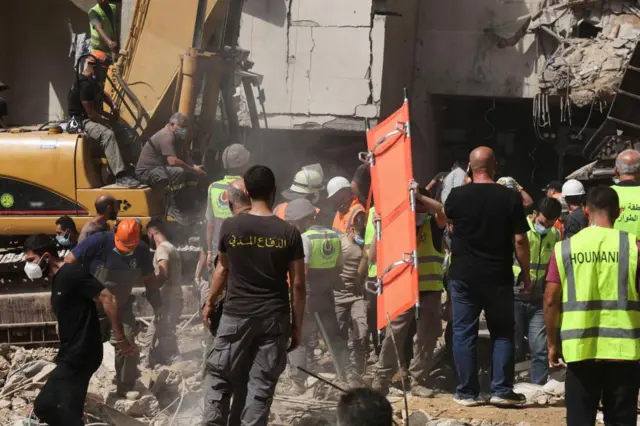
[417,216,444,292]
[513,217,560,299]
[274,202,320,221]
[332,198,364,234]
[208,175,240,220]
[89,3,117,52]
[304,226,341,270]
[612,185,640,238]
[365,206,377,278]
[555,226,640,363]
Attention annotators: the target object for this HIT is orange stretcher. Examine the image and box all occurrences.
[360,94,419,330]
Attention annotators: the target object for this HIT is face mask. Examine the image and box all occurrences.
[113,247,134,257]
[24,256,47,281]
[56,233,72,247]
[613,177,620,184]
[175,128,188,139]
[354,235,364,247]
[533,221,549,235]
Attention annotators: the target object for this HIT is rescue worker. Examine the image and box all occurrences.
[23,234,135,426]
[612,149,640,237]
[562,179,588,239]
[146,220,183,366]
[55,215,80,248]
[512,197,561,385]
[202,165,306,425]
[351,163,371,206]
[205,143,251,269]
[363,202,381,355]
[78,194,119,243]
[274,164,324,220]
[544,185,640,426]
[88,0,118,58]
[67,52,140,188]
[328,176,366,242]
[285,198,356,392]
[497,176,534,209]
[65,219,158,398]
[135,112,207,223]
[372,180,446,397]
[542,181,563,198]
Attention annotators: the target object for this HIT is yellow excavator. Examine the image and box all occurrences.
[0,0,263,345]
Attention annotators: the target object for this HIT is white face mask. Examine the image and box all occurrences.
[24,257,46,281]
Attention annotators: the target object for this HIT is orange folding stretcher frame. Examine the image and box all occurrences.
[361,95,419,330]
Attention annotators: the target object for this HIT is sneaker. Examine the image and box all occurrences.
[489,391,526,407]
[115,175,141,188]
[410,384,434,398]
[453,395,484,407]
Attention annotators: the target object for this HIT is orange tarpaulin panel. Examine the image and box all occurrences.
[363,98,419,330]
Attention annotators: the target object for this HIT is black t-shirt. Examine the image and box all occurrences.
[445,183,528,283]
[564,207,588,239]
[52,263,105,371]
[219,214,304,318]
[68,75,99,119]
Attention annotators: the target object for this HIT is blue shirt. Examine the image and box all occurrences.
[71,231,154,277]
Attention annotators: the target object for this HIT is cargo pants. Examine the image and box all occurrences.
[149,287,184,365]
[289,293,351,382]
[335,298,368,374]
[109,297,139,395]
[202,312,290,426]
[83,119,128,176]
[376,291,442,385]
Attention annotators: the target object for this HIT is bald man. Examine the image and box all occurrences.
[78,195,120,243]
[444,146,530,407]
[612,149,640,237]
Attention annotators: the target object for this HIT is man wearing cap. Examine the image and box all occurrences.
[285,198,357,392]
[65,218,157,397]
[67,53,139,188]
[205,143,251,269]
[328,176,366,243]
[562,179,588,239]
[136,112,207,222]
[543,181,563,199]
[612,149,640,237]
[274,164,325,222]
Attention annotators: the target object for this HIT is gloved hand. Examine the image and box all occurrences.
[497,176,521,191]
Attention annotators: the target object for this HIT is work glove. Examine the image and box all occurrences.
[497,176,521,192]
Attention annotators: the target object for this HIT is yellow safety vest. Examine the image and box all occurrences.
[417,216,444,292]
[208,175,240,219]
[513,217,560,299]
[612,185,640,238]
[555,226,640,363]
[364,206,377,278]
[89,3,117,52]
[303,226,341,298]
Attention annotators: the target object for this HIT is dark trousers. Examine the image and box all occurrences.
[34,362,96,426]
[566,360,639,426]
[365,280,382,354]
[449,279,515,399]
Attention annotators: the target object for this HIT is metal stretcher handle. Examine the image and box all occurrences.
[359,121,407,166]
[365,253,416,296]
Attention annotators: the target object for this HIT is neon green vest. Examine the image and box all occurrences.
[555,227,640,363]
[304,226,341,270]
[417,216,444,292]
[89,3,117,52]
[513,217,560,299]
[208,175,240,219]
[612,185,640,238]
[364,206,377,278]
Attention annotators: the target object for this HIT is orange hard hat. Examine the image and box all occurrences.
[87,50,110,68]
[114,219,140,253]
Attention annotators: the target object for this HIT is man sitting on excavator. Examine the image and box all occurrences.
[67,51,140,188]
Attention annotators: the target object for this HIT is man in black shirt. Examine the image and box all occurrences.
[23,234,135,425]
[67,53,139,188]
[562,179,588,239]
[202,165,306,426]
[445,147,531,408]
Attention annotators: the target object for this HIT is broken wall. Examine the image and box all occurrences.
[238,0,385,130]
[1,0,88,125]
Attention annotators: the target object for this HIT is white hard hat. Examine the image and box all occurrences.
[327,176,351,198]
[289,165,325,195]
[562,179,585,197]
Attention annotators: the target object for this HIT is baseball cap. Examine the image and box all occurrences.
[284,199,317,222]
[222,144,251,170]
[114,218,141,253]
[543,180,563,193]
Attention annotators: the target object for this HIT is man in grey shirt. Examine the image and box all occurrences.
[135,112,206,222]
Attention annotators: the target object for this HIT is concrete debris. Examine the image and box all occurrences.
[542,379,565,397]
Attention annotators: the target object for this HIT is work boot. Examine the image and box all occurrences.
[115,175,141,188]
[371,375,391,396]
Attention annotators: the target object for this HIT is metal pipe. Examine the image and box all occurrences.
[178,48,200,120]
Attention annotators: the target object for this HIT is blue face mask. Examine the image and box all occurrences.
[533,221,549,235]
[56,234,72,247]
[613,177,620,184]
[354,235,364,247]
[113,247,134,257]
